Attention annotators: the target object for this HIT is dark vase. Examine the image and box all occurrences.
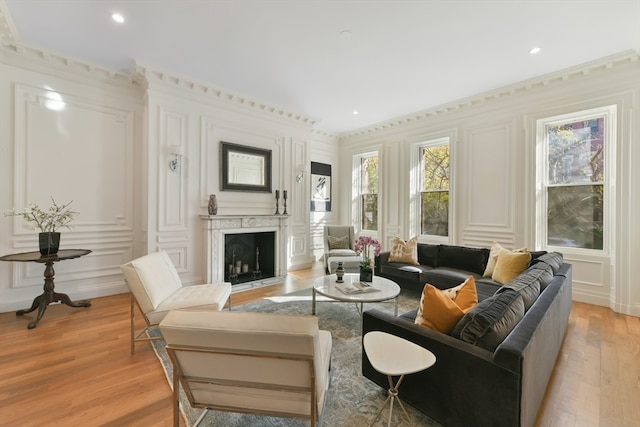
[39,232,60,256]
[359,267,373,282]
[208,194,218,215]
[335,262,345,283]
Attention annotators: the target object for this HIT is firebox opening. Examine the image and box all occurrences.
[224,232,275,285]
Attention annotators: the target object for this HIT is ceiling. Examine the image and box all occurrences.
[3,0,639,134]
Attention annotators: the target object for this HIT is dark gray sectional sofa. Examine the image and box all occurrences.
[364,245,572,427]
[375,243,547,299]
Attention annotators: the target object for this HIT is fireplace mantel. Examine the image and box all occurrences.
[201,215,289,285]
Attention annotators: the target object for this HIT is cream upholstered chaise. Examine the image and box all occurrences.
[159,310,332,427]
[323,225,360,273]
[121,250,231,354]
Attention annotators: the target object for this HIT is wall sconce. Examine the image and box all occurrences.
[168,145,185,172]
[295,171,304,183]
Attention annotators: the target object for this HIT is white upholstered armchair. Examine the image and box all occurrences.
[120,250,231,354]
[323,225,360,273]
[159,310,333,426]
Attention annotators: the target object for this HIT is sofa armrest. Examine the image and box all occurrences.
[362,309,521,426]
[362,309,496,367]
[375,252,390,275]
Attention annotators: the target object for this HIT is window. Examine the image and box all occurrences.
[419,141,450,237]
[357,154,378,231]
[537,106,615,251]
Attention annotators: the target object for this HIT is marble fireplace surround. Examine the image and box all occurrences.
[202,215,289,290]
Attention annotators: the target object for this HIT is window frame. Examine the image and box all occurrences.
[352,151,379,234]
[535,105,616,254]
[410,136,451,244]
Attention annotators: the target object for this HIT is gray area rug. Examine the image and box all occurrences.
[149,287,442,426]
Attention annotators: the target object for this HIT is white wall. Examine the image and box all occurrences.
[338,51,640,316]
[136,62,317,281]
[1,33,637,316]
[0,46,319,312]
[0,46,144,311]
[308,132,341,262]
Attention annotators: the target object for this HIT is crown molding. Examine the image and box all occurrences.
[0,0,17,48]
[132,61,319,129]
[339,50,639,140]
[1,41,135,85]
[1,1,137,88]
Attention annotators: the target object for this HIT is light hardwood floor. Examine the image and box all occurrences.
[0,262,638,427]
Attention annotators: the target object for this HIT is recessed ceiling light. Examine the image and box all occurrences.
[112,13,125,24]
[353,110,359,115]
[340,30,353,39]
[529,47,541,54]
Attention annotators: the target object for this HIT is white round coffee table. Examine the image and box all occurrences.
[312,273,400,316]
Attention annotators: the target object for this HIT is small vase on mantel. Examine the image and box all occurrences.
[208,194,218,215]
[39,232,60,256]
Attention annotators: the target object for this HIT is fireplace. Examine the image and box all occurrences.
[224,232,275,284]
[202,215,289,289]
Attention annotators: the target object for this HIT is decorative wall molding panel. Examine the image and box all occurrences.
[158,106,188,231]
[338,53,639,316]
[464,121,516,233]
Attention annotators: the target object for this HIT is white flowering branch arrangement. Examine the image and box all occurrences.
[4,198,78,233]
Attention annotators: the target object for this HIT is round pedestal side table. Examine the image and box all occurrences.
[0,249,92,329]
[363,331,436,427]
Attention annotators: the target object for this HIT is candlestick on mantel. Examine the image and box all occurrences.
[274,190,280,215]
[282,189,288,215]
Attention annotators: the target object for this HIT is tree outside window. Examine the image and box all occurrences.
[360,156,378,231]
[420,144,449,236]
[544,117,605,249]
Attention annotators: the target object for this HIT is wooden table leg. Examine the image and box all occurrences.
[15,259,90,329]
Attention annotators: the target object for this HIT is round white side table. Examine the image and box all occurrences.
[363,331,436,426]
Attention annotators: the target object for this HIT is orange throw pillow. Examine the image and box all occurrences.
[492,251,532,284]
[483,241,527,277]
[415,276,478,333]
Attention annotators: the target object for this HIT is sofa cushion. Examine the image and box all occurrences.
[495,262,553,309]
[422,268,481,290]
[531,252,564,274]
[417,243,439,267]
[492,251,532,284]
[327,235,350,250]
[389,236,419,265]
[380,263,432,281]
[474,279,502,301]
[328,248,357,257]
[415,276,478,333]
[452,289,525,352]
[529,250,548,263]
[529,262,555,291]
[483,242,527,277]
[438,245,489,276]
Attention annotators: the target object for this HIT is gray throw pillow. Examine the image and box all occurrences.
[328,235,350,250]
[452,289,525,352]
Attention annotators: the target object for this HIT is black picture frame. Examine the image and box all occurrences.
[310,161,331,212]
[220,141,272,193]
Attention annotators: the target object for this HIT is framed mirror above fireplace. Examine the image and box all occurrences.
[220,141,272,192]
